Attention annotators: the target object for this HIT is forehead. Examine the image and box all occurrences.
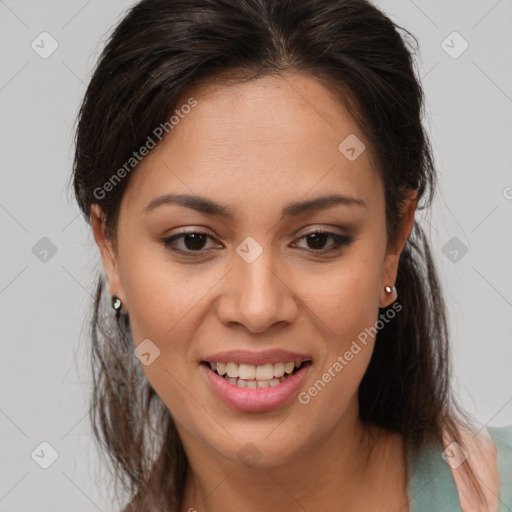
[122,72,383,219]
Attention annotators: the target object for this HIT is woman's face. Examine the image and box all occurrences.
[92,71,416,468]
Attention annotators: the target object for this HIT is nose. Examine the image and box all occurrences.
[216,245,299,333]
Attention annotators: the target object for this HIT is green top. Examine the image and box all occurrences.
[407,425,512,511]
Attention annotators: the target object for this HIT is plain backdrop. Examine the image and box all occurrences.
[1,0,511,510]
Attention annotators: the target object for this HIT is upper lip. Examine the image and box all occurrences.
[201,349,312,366]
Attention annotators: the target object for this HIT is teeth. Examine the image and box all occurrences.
[273,362,285,378]
[228,375,292,389]
[208,360,305,380]
[238,363,256,380]
[255,363,274,380]
[205,360,311,389]
[226,362,238,378]
[284,362,295,374]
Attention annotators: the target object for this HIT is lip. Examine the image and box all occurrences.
[201,349,312,366]
[200,360,312,412]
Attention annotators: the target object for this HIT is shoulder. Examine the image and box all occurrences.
[407,423,512,512]
[487,423,512,449]
[487,424,512,507]
[447,423,512,512]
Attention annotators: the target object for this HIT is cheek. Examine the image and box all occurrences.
[118,251,208,418]
[308,253,382,348]
[297,250,382,409]
[118,242,206,344]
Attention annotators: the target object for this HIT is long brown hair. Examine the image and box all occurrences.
[70,0,488,509]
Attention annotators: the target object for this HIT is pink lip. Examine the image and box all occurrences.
[201,349,312,366]
[200,361,312,412]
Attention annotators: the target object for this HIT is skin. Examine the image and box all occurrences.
[91,71,418,511]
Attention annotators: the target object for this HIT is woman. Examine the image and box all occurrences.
[70,0,512,510]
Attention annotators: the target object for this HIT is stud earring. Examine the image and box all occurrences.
[384,285,397,302]
[111,295,122,311]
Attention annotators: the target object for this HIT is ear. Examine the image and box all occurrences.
[379,189,418,308]
[90,204,125,305]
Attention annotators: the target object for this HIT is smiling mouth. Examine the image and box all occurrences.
[200,360,312,389]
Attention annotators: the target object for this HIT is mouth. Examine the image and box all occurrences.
[200,358,313,412]
[200,360,313,389]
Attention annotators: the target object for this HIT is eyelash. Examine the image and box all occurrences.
[161,230,353,257]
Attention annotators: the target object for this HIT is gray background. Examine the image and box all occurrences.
[1,0,511,510]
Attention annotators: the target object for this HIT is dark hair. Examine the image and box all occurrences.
[70,0,487,510]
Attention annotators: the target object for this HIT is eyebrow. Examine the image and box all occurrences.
[142,193,366,219]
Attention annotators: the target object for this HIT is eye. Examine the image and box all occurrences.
[162,229,353,257]
[162,231,218,255]
[292,230,353,253]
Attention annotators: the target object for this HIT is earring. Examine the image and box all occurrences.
[384,285,397,301]
[111,295,122,311]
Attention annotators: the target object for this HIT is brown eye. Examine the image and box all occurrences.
[162,232,215,254]
[162,230,352,258]
[294,231,352,253]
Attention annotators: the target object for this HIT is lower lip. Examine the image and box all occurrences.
[200,362,312,412]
